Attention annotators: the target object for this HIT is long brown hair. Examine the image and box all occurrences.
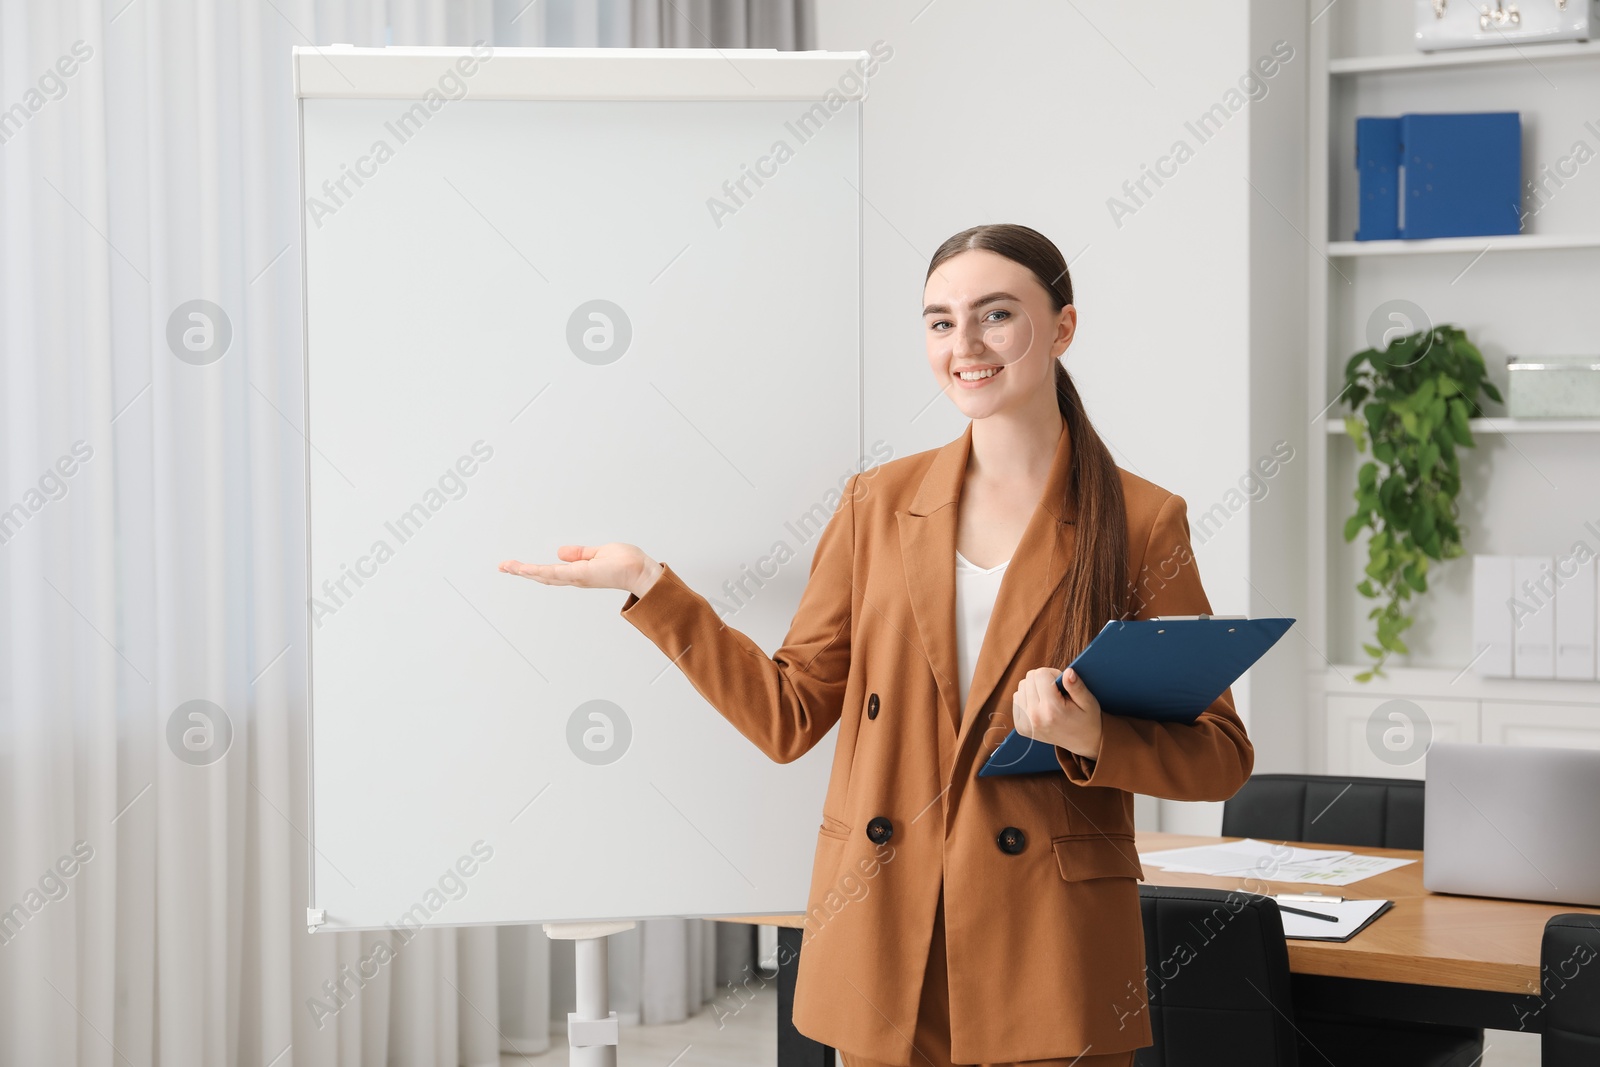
[925,224,1130,667]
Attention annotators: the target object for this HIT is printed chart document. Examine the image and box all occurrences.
[1270,853,1415,887]
[1139,838,1415,886]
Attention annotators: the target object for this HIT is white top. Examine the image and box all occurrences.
[954,550,1011,714]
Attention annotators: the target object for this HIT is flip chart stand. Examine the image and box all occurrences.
[542,921,637,1066]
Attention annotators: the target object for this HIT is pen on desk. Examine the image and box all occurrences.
[1276,902,1340,923]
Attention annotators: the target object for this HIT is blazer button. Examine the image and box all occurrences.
[866,816,894,844]
[996,827,1027,855]
[867,693,880,720]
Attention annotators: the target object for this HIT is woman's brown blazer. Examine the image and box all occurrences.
[619,419,1255,1064]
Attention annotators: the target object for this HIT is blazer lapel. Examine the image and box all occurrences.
[896,419,1077,762]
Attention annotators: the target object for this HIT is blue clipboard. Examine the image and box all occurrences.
[978,615,1295,777]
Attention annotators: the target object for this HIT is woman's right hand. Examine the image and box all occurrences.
[499,543,664,599]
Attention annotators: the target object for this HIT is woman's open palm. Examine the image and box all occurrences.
[499,542,659,595]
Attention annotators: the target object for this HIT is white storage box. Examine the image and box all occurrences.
[1506,357,1600,418]
[1416,0,1599,51]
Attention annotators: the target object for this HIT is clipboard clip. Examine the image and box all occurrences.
[1152,614,1248,621]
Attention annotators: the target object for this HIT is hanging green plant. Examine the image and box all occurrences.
[1340,324,1502,681]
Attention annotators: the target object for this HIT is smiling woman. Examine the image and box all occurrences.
[501,222,1252,1066]
[921,225,1130,675]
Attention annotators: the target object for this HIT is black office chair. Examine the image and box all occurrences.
[1134,884,1299,1066]
[1221,773,1425,850]
[1222,773,1483,1067]
[1540,913,1600,1066]
[1292,1016,1485,1067]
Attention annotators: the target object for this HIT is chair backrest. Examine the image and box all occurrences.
[1220,773,1425,850]
[1541,913,1600,1067]
[1134,885,1298,1067]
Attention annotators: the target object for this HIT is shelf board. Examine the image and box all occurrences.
[1329,39,1600,75]
[1324,418,1600,435]
[1450,417,1600,434]
[1324,665,1600,704]
[1327,233,1600,257]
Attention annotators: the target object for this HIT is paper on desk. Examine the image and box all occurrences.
[1138,838,1352,877]
[1139,839,1415,885]
[1263,853,1414,887]
[1276,897,1392,940]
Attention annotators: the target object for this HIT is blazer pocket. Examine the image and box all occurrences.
[818,815,852,841]
[1050,832,1144,882]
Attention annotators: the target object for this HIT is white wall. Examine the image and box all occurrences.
[815,0,1310,831]
[1245,0,1312,783]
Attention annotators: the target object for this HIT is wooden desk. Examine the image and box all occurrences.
[1138,831,1600,995]
[723,830,1600,1066]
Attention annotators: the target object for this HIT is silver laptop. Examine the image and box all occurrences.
[1424,741,1600,907]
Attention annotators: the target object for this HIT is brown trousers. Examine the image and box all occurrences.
[838,886,1140,1067]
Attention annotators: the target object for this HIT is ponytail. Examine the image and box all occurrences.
[1051,359,1129,667]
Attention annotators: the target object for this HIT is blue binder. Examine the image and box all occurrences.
[1354,111,1522,241]
[978,615,1295,777]
[1398,111,1521,239]
[1356,117,1401,241]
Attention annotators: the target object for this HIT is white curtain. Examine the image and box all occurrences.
[0,1,802,1064]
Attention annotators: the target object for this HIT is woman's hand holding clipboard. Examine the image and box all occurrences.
[984,615,1295,777]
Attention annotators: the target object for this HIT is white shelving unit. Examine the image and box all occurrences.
[1306,6,1600,774]
[1328,38,1600,75]
[1323,665,1600,703]
[1323,418,1600,435]
[1328,232,1600,257]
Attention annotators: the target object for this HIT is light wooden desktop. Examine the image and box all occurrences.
[729,830,1600,995]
